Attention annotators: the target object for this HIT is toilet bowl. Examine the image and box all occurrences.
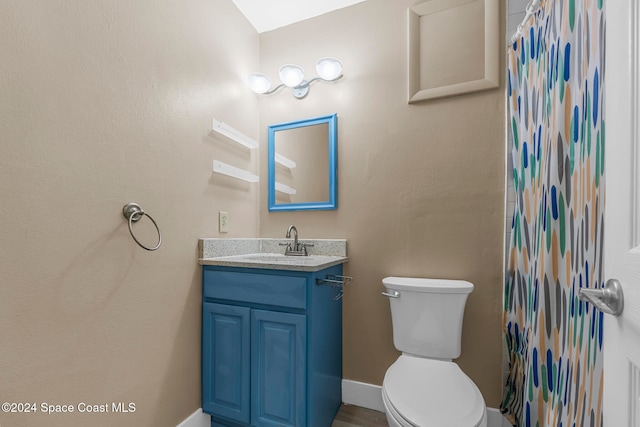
[382,355,487,427]
[381,277,487,427]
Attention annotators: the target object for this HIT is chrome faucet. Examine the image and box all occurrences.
[280,225,313,256]
[286,225,299,250]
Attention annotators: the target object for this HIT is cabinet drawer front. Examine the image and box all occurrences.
[204,270,307,309]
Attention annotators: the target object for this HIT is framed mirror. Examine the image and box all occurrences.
[268,114,337,211]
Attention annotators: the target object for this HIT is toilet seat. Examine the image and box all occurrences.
[382,355,486,427]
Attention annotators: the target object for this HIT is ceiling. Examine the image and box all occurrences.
[231,0,367,33]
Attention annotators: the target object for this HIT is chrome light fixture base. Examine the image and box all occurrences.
[292,81,310,99]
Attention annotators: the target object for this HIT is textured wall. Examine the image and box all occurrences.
[258,0,507,407]
[0,1,259,426]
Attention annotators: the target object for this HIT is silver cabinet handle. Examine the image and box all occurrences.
[381,291,400,298]
[578,279,624,316]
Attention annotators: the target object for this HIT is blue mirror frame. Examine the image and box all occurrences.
[268,114,337,211]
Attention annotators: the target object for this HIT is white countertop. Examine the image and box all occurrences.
[199,253,347,272]
[198,238,348,272]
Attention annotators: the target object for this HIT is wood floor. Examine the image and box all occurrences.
[332,404,389,427]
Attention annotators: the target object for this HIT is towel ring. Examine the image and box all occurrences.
[122,203,162,251]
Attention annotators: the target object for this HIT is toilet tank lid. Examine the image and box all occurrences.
[382,277,473,293]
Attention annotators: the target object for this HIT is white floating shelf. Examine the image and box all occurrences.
[212,118,258,150]
[275,182,297,195]
[213,160,259,183]
[275,153,297,169]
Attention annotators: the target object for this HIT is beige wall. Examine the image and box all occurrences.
[0,1,259,426]
[258,0,506,407]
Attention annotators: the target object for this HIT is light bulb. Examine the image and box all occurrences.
[279,64,304,88]
[248,73,271,94]
[316,57,343,81]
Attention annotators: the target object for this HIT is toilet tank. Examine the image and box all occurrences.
[382,277,473,359]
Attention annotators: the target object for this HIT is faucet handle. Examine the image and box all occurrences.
[299,242,314,255]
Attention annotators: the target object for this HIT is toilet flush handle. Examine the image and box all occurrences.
[381,290,400,298]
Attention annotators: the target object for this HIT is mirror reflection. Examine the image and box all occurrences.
[275,124,329,204]
[268,114,337,211]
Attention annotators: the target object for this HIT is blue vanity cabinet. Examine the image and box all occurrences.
[202,264,343,427]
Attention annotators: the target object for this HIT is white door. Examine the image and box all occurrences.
[604,0,640,425]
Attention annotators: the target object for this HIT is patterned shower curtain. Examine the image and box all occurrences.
[501,0,605,426]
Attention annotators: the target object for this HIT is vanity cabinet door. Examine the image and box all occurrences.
[202,303,251,424]
[251,309,306,427]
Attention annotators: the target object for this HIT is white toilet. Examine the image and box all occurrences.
[381,277,487,427]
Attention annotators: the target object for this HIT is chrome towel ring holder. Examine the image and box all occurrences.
[122,203,162,251]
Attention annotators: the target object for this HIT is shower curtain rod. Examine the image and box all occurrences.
[510,0,543,44]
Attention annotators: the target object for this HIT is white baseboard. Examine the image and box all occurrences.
[341,379,385,412]
[180,386,512,427]
[341,379,511,427]
[486,407,512,427]
[176,408,211,427]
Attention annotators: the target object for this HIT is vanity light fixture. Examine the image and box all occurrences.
[248,57,343,99]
